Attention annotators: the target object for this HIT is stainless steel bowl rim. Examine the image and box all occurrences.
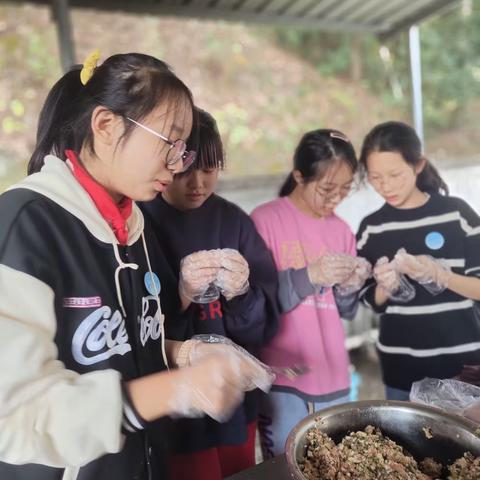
[285,400,480,480]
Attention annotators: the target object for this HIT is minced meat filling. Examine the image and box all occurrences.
[300,425,480,479]
[448,452,480,479]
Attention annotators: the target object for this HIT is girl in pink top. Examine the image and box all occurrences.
[251,129,371,458]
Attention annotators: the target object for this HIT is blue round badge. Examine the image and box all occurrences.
[425,231,445,250]
[144,272,161,296]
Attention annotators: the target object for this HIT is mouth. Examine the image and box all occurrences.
[385,195,398,203]
[186,192,205,201]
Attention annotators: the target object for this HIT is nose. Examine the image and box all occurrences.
[379,178,395,193]
[186,170,203,189]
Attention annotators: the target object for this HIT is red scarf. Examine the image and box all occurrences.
[66,150,132,245]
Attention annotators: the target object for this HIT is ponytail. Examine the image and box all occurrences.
[360,121,449,196]
[417,160,449,195]
[28,53,194,175]
[29,67,86,174]
[279,129,357,197]
[279,172,296,197]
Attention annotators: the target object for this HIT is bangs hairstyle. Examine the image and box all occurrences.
[185,108,225,172]
[359,121,449,195]
[29,53,194,174]
[279,128,358,197]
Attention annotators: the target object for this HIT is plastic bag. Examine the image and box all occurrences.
[410,377,480,422]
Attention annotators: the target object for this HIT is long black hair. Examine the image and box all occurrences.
[185,107,225,171]
[28,53,194,174]
[279,129,357,197]
[359,121,449,195]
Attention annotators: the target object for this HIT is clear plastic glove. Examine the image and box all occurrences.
[307,252,357,290]
[374,256,415,303]
[394,248,451,295]
[215,249,250,300]
[169,354,246,422]
[176,334,275,393]
[179,250,222,303]
[335,257,372,297]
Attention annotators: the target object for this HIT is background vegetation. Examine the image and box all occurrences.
[0,0,478,192]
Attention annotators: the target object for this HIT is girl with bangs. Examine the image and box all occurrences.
[251,129,372,458]
[141,108,279,479]
[357,121,480,401]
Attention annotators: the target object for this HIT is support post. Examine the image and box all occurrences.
[51,0,76,72]
[408,24,424,147]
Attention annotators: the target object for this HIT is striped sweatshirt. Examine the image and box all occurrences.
[357,193,480,390]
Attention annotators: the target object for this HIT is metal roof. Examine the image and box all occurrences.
[8,0,460,37]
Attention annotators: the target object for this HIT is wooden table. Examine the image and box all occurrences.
[225,455,293,479]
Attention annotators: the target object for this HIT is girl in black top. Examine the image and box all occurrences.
[142,108,279,479]
[357,121,480,400]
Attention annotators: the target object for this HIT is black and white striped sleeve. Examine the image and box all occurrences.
[121,382,146,434]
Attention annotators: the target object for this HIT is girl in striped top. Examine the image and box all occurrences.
[357,121,480,401]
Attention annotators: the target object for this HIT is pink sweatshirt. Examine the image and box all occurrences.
[251,197,355,398]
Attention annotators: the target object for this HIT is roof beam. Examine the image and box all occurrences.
[321,0,363,21]
[38,0,391,31]
[2,0,458,35]
[380,0,459,39]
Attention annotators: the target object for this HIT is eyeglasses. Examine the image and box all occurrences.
[315,183,353,202]
[126,117,196,172]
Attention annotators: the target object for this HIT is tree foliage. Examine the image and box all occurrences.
[272,1,480,132]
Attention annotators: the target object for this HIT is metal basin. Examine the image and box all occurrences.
[285,400,480,479]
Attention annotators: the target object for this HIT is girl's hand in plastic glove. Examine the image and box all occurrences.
[335,257,372,296]
[307,252,357,288]
[374,257,415,302]
[216,249,250,300]
[179,250,222,301]
[176,334,275,393]
[394,248,451,295]
[169,354,246,422]
[374,257,401,294]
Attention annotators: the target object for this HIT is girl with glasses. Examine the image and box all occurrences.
[0,53,273,480]
[251,129,371,459]
[141,108,279,480]
[357,121,480,401]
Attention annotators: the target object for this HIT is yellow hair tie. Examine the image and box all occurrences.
[80,50,100,86]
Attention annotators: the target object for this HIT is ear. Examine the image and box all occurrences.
[90,106,122,147]
[292,170,304,185]
[415,156,427,175]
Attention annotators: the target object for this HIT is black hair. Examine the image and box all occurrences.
[185,107,225,172]
[28,53,194,174]
[279,129,357,197]
[359,121,449,195]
